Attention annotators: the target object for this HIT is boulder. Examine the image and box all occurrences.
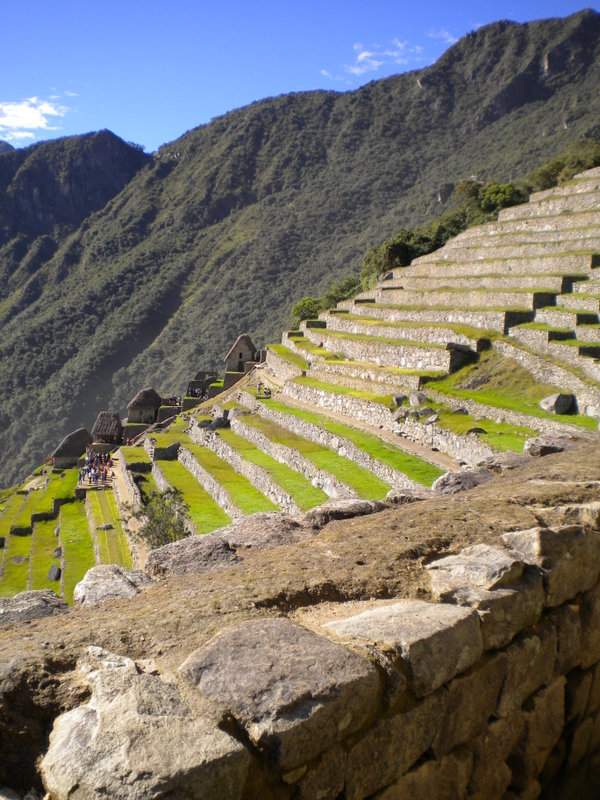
[73,565,153,607]
[180,618,379,770]
[0,590,68,626]
[40,647,250,800]
[409,391,428,407]
[426,544,524,599]
[304,498,387,528]
[477,451,530,473]
[432,469,494,495]
[416,406,434,418]
[46,565,61,582]
[523,434,581,457]
[392,394,407,408]
[466,426,487,435]
[425,413,439,424]
[539,393,575,415]
[96,523,113,531]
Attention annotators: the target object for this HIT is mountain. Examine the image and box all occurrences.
[0,141,14,154]
[1,9,600,487]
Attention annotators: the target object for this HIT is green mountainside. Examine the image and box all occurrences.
[1,9,600,487]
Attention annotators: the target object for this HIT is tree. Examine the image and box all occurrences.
[291,296,320,325]
[133,488,190,549]
[480,182,526,213]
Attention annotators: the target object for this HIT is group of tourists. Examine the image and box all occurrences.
[190,387,210,400]
[79,450,114,486]
[256,381,271,398]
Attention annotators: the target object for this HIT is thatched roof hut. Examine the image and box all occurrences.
[92,411,123,444]
[224,334,257,373]
[52,428,93,467]
[127,387,162,423]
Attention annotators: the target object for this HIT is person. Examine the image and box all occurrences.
[264,386,271,398]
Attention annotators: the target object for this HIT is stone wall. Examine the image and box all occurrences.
[190,424,302,515]
[151,462,197,536]
[324,315,479,348]
[178,447,244,520]
[281,381,396,431]
[347,302,513,334]
[115,452,141,507]
[395,415,496,466]
[396,254,598,280]
[309,361,424,392]
[265,348,305,381]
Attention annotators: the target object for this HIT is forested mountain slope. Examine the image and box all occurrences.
[1,9,600,487]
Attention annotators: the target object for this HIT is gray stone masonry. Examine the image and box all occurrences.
[178,446,244,520]
[397,254,599,279]
[115,449,142,507]
[499,190,600,220]
[575,324,600,342]
[241,387,428,491]
[281,332,328,363]
[506,328,600,383]
[382,274,573,294]
[448,222,600,248]
[230,412,356,499]
[413,238,600,264]
[346,302,515,334]
[560,293,600,313]
[323,314,482,349]
[265,347,304,381]
[575,278,600,293]
[281,380,395,431]
[190,424,301,515]
[151,462,197,536]
[528,171,600,202]
[307,366,411,396]
[301,327,462,372]
[535,308,598,328]
[375,287,552,311]
[451,209,600,239]
[494,341,600,418]
[394,413,496,466]
[308,360,427,391]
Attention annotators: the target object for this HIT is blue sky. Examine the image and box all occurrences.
[1,1,597,152]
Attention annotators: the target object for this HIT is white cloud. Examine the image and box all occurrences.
[427,28,458,44]
[0,95,70,142]
[321,36,425,83]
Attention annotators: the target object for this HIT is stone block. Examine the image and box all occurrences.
[426,544,525,600]
[565,668,593,725]
[586,662,600,715]
[295,746,346,800]
[40,647,250,800]
[344,690,448,799]
[433,652,507,756]
[567,716,594,770]
[580,582,600,669]
[508,677,566,790]
[325,600,483,698]
[409,391,427,407]
[468,712,524,800]
[495,621,557,717]
[46,564,61,582]
[547,603,581,676]
[452,571,544,650]
[73,565,153,606]
[432,469,494,495]
[0,589,68,626]
[375,746,473,800]
[539,393,575,414]
[179,618,380,770]
[502,525,600,607]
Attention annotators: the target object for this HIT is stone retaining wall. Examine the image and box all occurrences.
[281,380,395,430]
[244,391,427,491]
[307,367,411,395]
[376,287,543,310]
[310,359,425,390]
[509,329,600,383]
[324,315,478,348]
[395,415,495,465]
[414,239,600,263]
[499,190,600,219]
[348,302,514,334]
[115,452,142,507]
[190,425,301,515]
[151,462,197,536]
[178,447,244,520]
[384,274,567,293]
[399,254,598,279]
[230,413,356,499]
[265,348,305,381]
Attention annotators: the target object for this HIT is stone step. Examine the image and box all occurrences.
[307,359,440,391]
[498,190,600,220]
[301,326,470,372]
[574,279,600,294]
[322,313,489,351]
[344,301,532,335]
[534,308,599,328]
[529,172,600,202]
[307,367,419,395]
[557,294,600,313]
[450,208,600,239]
[449,222,600,247]
[574,324,600,343]
[506,329,600,381]
[413,241,600,264]
[396,254,600,279]
[375,286,555,311]
[380,274,578,294]
[506,324,575,344]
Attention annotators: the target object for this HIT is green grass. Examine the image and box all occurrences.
[133,471,159,505]
[10,489,45,534]
[432,405,537,452]
[216,428,328,510]
[267,343,309,370]
[120,446,153,468]
[34,470,78,517]
[515,322,573,333]
[0,493,25,537]
[182,440,278,514]
[287,334,339,360]
[313,329,447,348]
[0,532,32,597]
[29,519,62,592]
[429,350,599,431]
[340,314,499,342]
[155,460,232,534]
[60,501,96,604]
[291,375,395,406]
[240,414,391,500]
[263,398,443,487]
[87,490,132,567]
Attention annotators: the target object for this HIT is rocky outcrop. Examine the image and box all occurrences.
[73,565,153,607]
[0,590,68,626]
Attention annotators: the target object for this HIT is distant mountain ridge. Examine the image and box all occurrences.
[1,8,600,487]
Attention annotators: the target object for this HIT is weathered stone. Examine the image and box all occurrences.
[580,582,600,669]
[432,469,494,495]
[40,647,250,800]
[375,746,473,800]
[468,712,524,800]
[304,498,386,528]
[52,546,61,558]
[433,652,507,756]
[476,451,531,474]
[426,544,524,599]
[452,571,544,650]
[503,780,542,800]
[46,564,61,582]
[0,788,22,800]
[502,525,600,607]
[567,716,595,770]
[565,668,593,725]
[508,678,566,790]
[385,489,427,505]
[547,603,582,675]
[325,600,483,697]
[495,622,557,717]
[392,394,407,408]
[466,427,487,435]
[96,523,113,531]
[425,413,439,423]
[586,662,600,715]
[409,391,427,407]
[523,434,580,457]
[180,618,379,769]
[73,565,153,606]
[296,746,346,800]
[416,406,434,418]
[0,590,68,626]
[345,690,447,799]
[539,393,575,415]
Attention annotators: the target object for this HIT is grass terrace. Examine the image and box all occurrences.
[291,376,395,406]
[59,501,95,604]
[120,446,153,471]
[311,329,448,348]
[287,334,340,360]
[29,519,62,592]
[34,470,78,517]
[0,531,32,596]
[216,428,328,510]
[87,491,132,568]
[155,460,232,534]
[135,472,160,505]
[340,315,500,342]
[10,488,45,534]
[240,413,391,500]
[0,493,25,539]
[261,397,444,487]
[267,343,309,370]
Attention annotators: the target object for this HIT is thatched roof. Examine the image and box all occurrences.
[52,428,93,459]
[92,411,122,439]
[127,387,161,410]
[225,334,256,361]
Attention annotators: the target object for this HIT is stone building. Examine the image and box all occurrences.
[224,334,257,374]
[127,387,162,424]
[91,411,123,445]
[52,428,93,469]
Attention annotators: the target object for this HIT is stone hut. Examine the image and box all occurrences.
[127,387,162,424]
[224,334,257,374]
[52,428,93,469]
[91,411,123,445]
